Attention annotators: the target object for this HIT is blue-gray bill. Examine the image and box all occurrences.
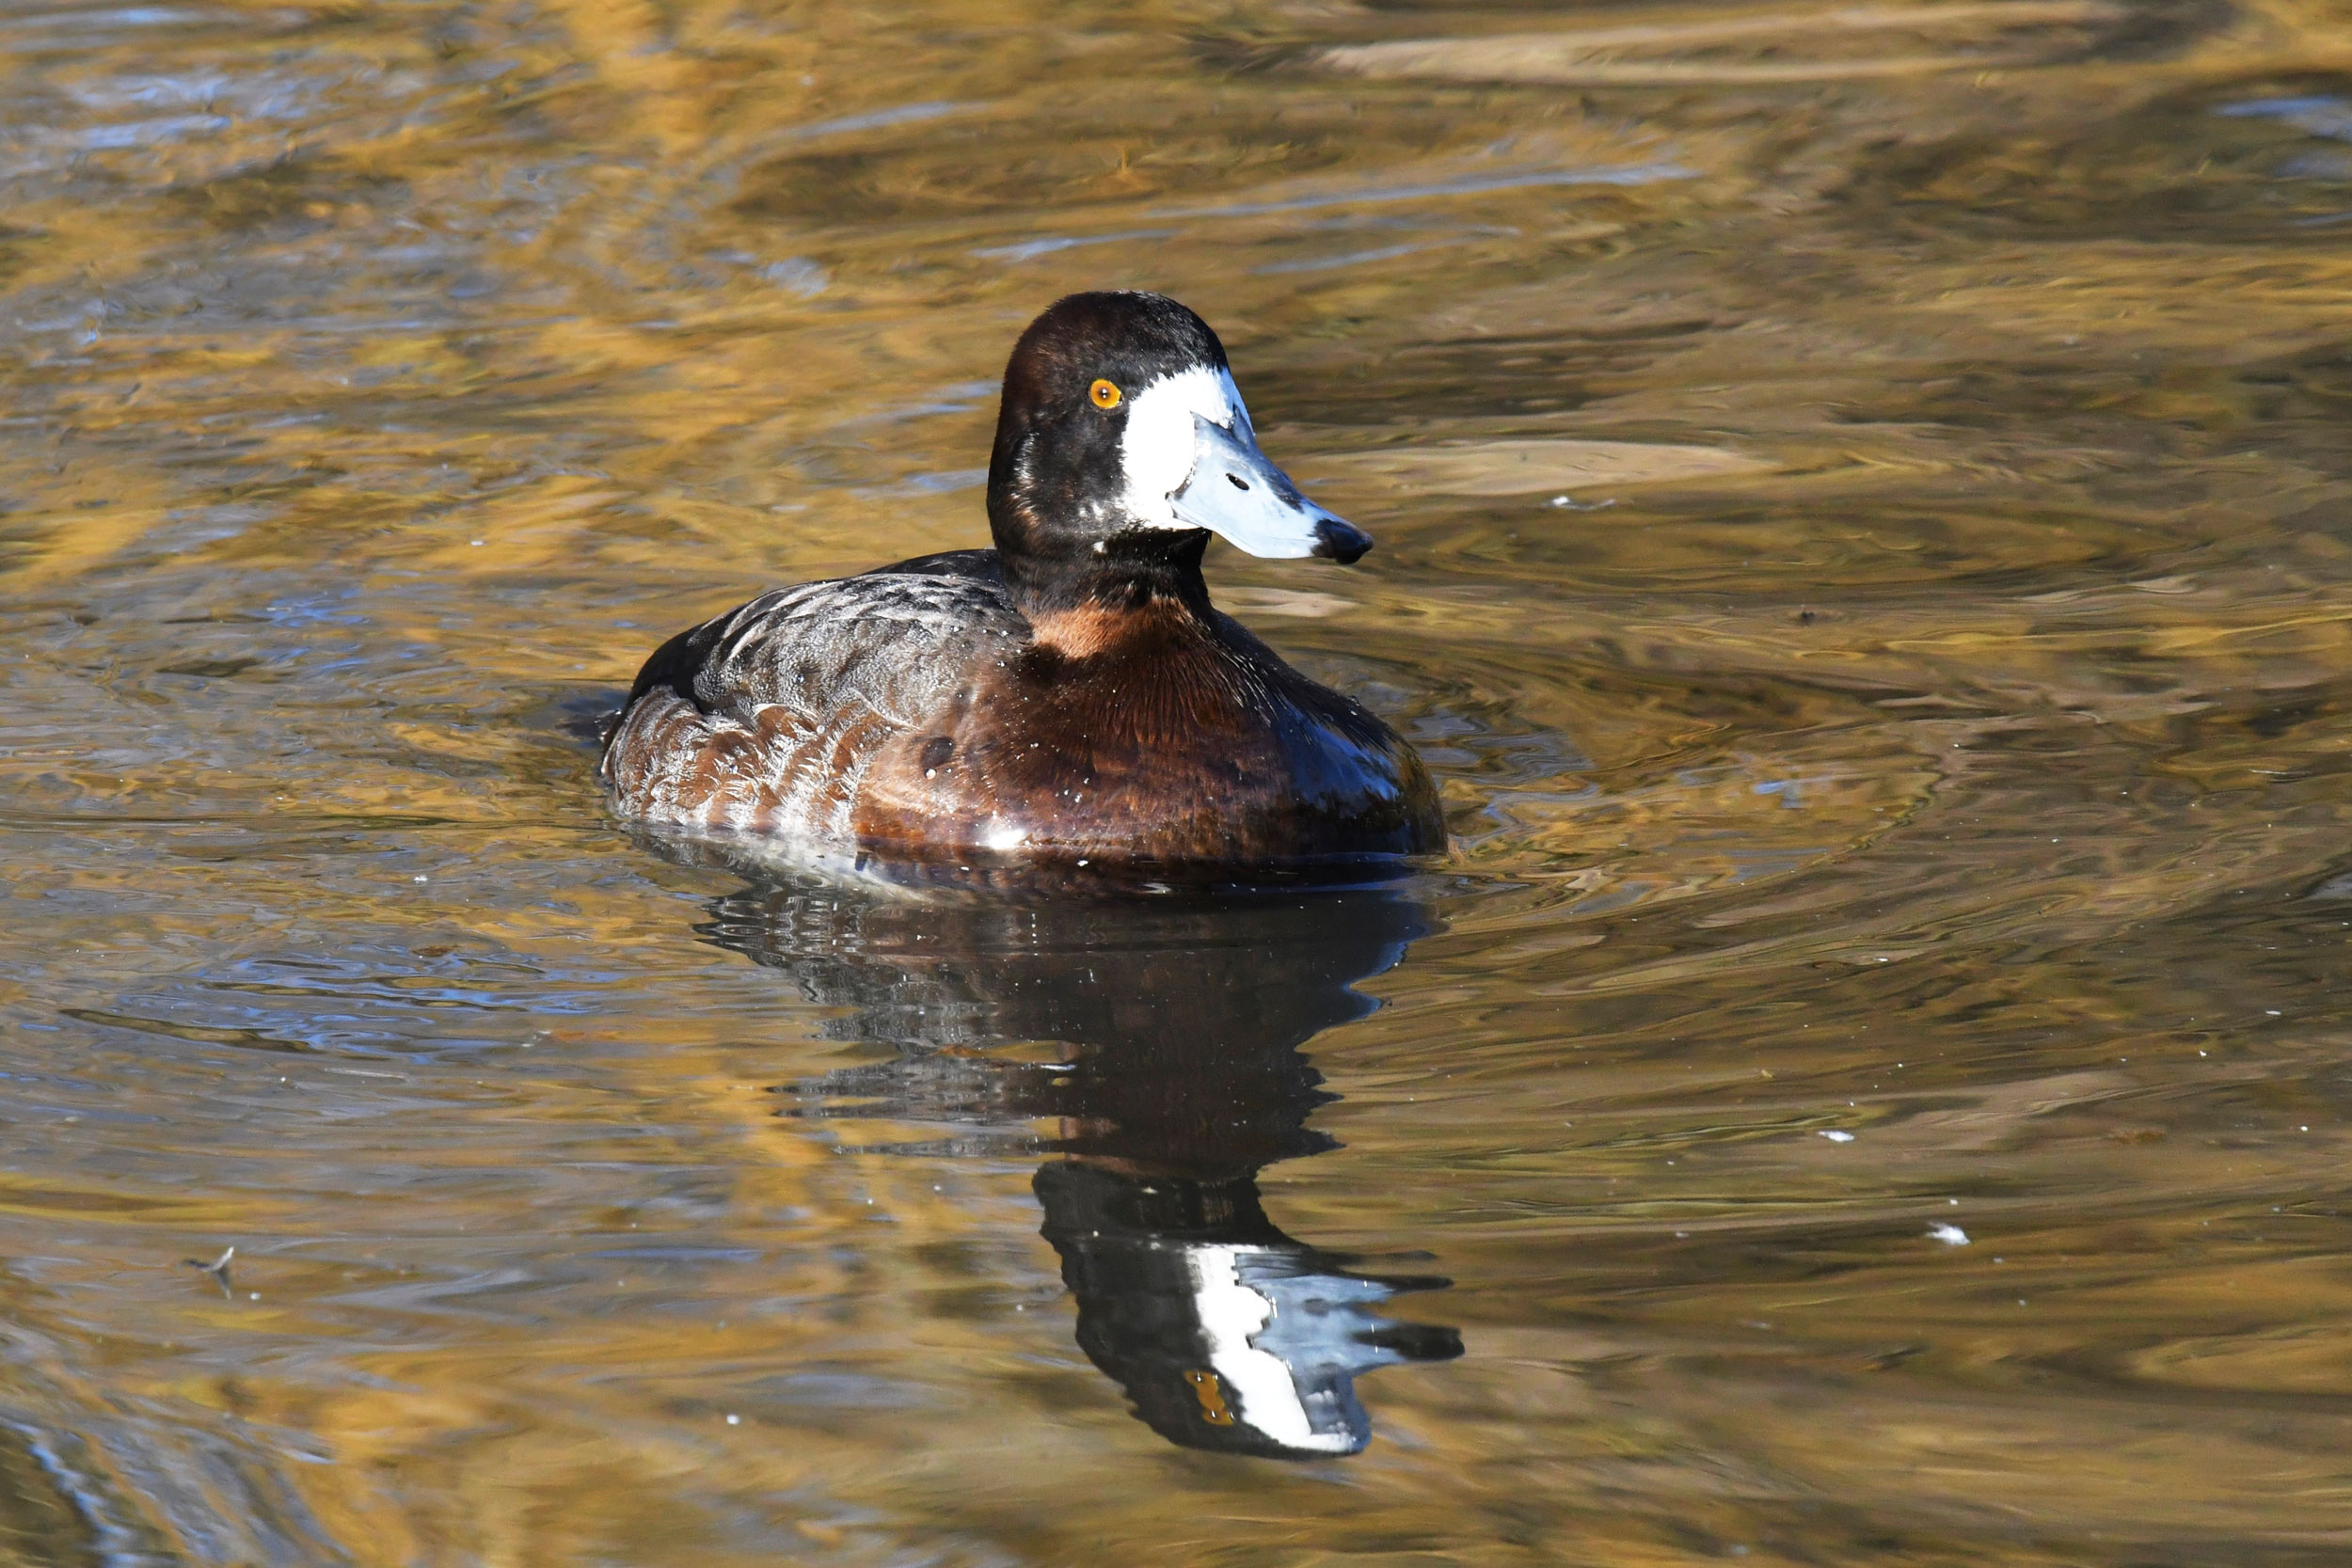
[1169,415,1373,562]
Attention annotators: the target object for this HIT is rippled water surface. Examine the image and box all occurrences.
[8,0,2352,1560]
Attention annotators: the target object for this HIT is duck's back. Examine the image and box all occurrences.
[600,555,1026,841]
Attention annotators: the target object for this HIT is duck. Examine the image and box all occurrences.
[600,290,1444,872]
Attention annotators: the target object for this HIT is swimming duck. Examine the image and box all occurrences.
[601,290,1444,871]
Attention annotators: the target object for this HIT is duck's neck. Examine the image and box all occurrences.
[1000,531,1216,630]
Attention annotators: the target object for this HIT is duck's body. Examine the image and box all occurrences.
[601,293,1444,871]
[605,546,1437,865]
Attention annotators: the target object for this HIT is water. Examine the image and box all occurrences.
[6,0,2352,1559]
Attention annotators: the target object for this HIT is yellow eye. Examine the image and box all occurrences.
[1089,378,1121,410]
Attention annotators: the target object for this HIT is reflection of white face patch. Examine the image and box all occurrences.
[1118,365,1247,531]
[1185,1244,1359,1454]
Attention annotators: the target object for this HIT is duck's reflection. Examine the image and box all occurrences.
[697,870,1461,1459]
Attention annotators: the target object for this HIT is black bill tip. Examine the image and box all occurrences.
[1311,516,1374,564]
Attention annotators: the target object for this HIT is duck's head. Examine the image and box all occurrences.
[987,292,1371,609]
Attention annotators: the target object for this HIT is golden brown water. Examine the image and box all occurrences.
[8,0,2352,1559]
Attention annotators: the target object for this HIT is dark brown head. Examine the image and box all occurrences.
[986,292,1372,610]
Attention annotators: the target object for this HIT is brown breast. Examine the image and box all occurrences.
[850,598,1442,866]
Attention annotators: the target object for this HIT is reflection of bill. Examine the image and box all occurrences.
[699,859,1465,1459]
[1041,1164,1459,1460]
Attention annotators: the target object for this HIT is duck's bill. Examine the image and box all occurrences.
[1169,416,1373,563]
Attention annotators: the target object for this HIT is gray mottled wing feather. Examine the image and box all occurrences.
[603,572,1024,841]
[691,573,1022,730]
